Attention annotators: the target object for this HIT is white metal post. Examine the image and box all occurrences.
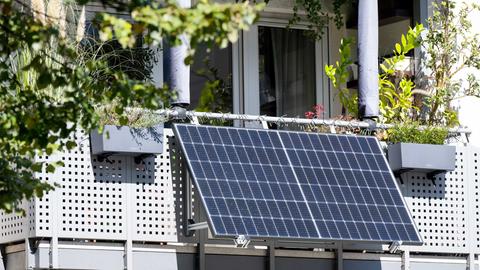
[0,247,5,270]
[467,253,476,270]
[49,237,58,268]
[125,157,134,270]
[357,0,379,119]
[401,250,410,270]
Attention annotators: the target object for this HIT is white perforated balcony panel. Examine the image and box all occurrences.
[132,131,177,242]
[1,129,183,243]
[470,147,480,253]
[402,147,469,253]
[4,131,480,255]
[0,200,30,244]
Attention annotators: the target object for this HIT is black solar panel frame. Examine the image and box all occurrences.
[173,123,422,245]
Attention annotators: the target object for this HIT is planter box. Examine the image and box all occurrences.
[387,143,455,174]
[90,125,163,156]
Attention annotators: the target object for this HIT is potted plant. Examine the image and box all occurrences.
[90,106,166,157]
[385,122,455,175]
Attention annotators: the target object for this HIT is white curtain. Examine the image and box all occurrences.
[270,28,316,117]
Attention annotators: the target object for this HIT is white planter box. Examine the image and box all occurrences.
[90,125,163,156]
[387,143,456,174]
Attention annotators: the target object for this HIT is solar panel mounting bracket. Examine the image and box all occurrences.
[234,235,251,248]
[260,119,269,129]
[182,160,196,237]
[388,241,403,254]
[191,116,200,125]
[187,221,209,232]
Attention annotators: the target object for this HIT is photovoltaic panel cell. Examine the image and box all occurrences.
[173,124,422,244]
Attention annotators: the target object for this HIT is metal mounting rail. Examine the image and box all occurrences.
[153,109,471,135]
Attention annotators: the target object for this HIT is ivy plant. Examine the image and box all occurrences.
[289,0,352,40]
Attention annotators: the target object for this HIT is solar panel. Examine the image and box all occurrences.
[173,124,422,244]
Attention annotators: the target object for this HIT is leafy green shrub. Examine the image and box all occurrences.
[386,122,448,145]
[324,24,424,122]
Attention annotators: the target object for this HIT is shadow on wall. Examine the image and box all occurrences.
[400,172,447,200]
[170,254,397,270]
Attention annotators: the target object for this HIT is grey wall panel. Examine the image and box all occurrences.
[345,260,400,270]
[58,248,124,270]
[5,252,24,270]
[276,257,335,270]
[411,262,466,270]
[176,253,196,270]
[206,254,267,270]
[133,252,196,270]
[134,251,179,270]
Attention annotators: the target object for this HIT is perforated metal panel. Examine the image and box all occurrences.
[402,147,469,253]
[0,129,181,243]
[4,132,480,255]
[0,200,30,244]
[132,132,177,242]
[470,147,480,253]
[168,134,200,243]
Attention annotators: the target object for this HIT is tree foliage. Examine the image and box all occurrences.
[421,0,480,125]
[0,0,262,212]
[289,0,351,40]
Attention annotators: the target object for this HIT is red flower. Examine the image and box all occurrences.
[313,104,325,118]
[305,111,315,119]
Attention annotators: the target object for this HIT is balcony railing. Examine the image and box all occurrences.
[0,112,476,269]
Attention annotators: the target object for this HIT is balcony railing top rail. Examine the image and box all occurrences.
[152,108,472,135]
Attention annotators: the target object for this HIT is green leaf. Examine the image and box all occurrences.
[37,72,52,89]
[66,141,77,150]
[395,43,402,54]
[46,164,56,173]
[31,163,43,172]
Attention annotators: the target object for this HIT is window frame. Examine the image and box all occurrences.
[238,19,330,117]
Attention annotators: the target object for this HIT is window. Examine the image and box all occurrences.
[189,45,233,112]
[243,24,329,118]
[258,26,316,117]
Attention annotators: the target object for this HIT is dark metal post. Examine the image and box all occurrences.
[358,0,379,119]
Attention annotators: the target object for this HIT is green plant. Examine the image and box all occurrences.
[386,122,449,145]
[324,37,358,117]
[0,0,261,212]
[378,24,424,123]
[324,24,424,122]
[465,74,480,97]
[288,0,351,40]
[421,0,480,125]
[195,58,233,113]
[97,104,167,128]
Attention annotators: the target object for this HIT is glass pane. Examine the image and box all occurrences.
[258,26,316,117]
[190,45,233,112]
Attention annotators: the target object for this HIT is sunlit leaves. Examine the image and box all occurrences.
[99,0,264,64]
[325,25,424,123]
[0,0,259,213]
